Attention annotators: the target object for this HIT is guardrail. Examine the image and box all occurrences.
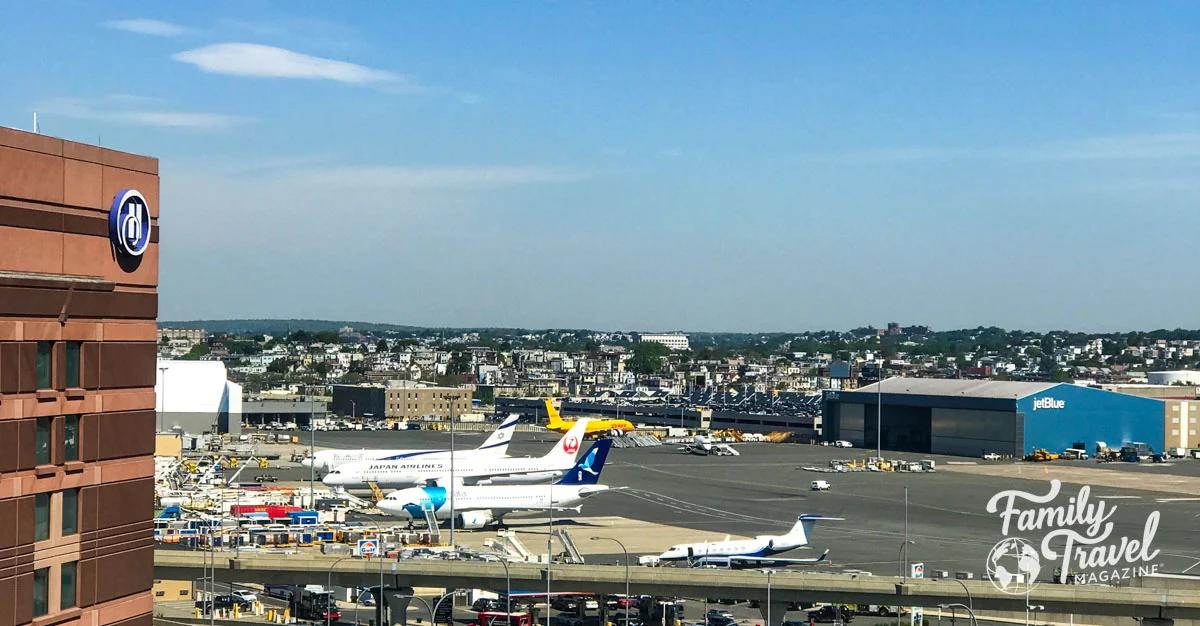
[155,550,1200,620]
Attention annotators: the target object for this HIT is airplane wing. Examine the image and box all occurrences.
[725,549,830,567]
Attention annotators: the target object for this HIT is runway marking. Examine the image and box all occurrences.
[1156,497,1200,503]
[1096,495,1141,499]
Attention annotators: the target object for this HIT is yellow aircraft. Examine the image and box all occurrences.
[543,399,634,437]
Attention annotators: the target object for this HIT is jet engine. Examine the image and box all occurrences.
[457,511,495,530]
[763,536,802,551]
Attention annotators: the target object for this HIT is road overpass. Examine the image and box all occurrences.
[155,550,1199,624]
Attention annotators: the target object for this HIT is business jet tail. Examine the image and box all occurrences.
[477,414,519,456]
[555,439,613,485]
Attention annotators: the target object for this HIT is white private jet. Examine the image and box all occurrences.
[680,435,740,456]
[377,439,614,528]
[322,419,590,488]
[301,415,520,472]
[658,514,838,568]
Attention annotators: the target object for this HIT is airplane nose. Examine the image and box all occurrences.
[300,458,312,468]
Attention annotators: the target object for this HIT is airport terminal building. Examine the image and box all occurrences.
[822,379,1172,457]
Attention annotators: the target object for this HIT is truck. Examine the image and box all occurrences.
[289,587,340,621]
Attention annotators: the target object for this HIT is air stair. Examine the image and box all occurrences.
[553,529,584,564]
[484,530,532,561]
[422,502,441,543]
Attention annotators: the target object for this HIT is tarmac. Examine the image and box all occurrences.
[223,429,1200,581]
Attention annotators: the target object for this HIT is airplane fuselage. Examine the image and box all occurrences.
[378,484,607,519]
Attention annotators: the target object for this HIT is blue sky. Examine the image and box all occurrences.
[3,2,1198,332]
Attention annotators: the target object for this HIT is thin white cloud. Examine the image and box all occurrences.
[40,96,248,130]
[103,19,187,37]
[172,43,403,85]
[283,165,589,190]
[807,133,1200,164]
[1034,133,1200,161]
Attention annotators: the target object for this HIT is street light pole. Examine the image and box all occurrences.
[876,372,882,459]
[448,393,461,550]
[497,559,512,618]
[310,394,316,509]
[326,556,352,626]
[937,603,977,626]
[591,537,630,626]
[158,366,168,433]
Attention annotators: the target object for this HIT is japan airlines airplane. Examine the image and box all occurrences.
[322,418,590,488]
[301,415,520,472]
[657,514,838,568]
[376,439,613,528]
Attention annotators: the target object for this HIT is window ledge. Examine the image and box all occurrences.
[65,388,85,399]
[35,389,60,401]
[34,464,57,478]
[64,461,85,473]
[31,607,82,626]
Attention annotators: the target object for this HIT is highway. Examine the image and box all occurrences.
[155,550,1200,621]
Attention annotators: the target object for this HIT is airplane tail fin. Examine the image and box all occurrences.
[543,418,590,465]
[544,399,564,427]
[477,414,519,456]
[556,439,613,485]
[784,514,842,546]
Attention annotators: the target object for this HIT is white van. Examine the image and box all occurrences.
[810,480,831,491]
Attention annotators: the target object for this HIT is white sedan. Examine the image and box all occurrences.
[982,453,1002,461]
[834,440,853,448]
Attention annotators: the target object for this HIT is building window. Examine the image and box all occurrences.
[35,418,51,465]
[62,489,78,536]
[64,415,79,462]
[60,561,76,610]
[1173,417,1181,423]
[36,341,52,389]
[34,493,49,541]
[33,567,49,617]
[66,341,81,388]
[1172,429,1180,436]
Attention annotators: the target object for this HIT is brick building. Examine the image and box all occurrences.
[0,128,159,626]
[384,384,473,419]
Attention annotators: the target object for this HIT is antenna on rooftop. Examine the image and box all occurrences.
[32,112,39,134]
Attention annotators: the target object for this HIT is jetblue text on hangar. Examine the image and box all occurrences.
[1032,397,1066,411]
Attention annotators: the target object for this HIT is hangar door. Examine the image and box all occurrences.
[930,408,1020,457]
[863,404,932,453]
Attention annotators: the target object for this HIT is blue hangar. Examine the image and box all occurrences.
[822,379,1167,457]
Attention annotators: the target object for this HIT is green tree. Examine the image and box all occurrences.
[376,338,389,352]
[311,360,330,378]
[314,330,342,344]
[1050,368,1073,383]
[267,358,290,375]
[627,341,671,375]
[180,344,210,360]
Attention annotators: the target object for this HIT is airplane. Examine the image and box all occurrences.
[657,514,839,569]
[377,439,614,528]
[322,418,590,489]
[680,434,740,456]
[301,414,520,472]
[543,399,634,437]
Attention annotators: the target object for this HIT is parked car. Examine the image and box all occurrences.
[230,589,258,604]
[833,440,853,448]
[982,453,1001,460]
[807,606,853,624]
[473,598,503,612]
[810,480,831,491]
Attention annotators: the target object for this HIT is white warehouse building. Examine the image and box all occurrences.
[638,333,690,351]
[1148,370,1200,386]
[156,359,243,435]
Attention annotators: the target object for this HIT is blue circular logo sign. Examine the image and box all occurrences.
[108,189,151,257]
